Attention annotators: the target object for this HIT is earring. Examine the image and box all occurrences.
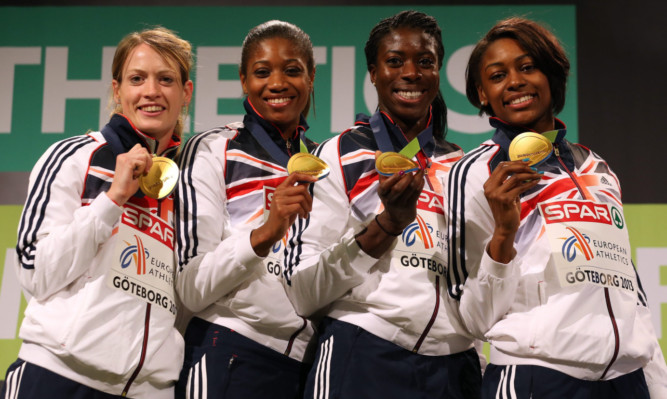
[480,101,485,106]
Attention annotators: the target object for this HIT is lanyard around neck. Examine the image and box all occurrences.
[369,112,429,159]
[244,117,308,167]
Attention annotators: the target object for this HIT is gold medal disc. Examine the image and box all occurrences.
[287,153,330,180]
[139,157,179,199]
[375,152,419,176]
[508,132,553,166]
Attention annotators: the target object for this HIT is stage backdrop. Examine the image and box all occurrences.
[0,5,665,372]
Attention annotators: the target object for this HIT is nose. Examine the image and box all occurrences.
[507,69,526,90]
[401,60,421,81]
[268,72,287,92]
[144,77,161,97]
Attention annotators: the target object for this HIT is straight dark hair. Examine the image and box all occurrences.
[466,17,570,117]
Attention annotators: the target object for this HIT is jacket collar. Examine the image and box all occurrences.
[101,113,181,158]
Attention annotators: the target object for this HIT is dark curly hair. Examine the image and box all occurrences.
[364,10,447,139]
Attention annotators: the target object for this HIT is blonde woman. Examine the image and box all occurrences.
[3,27,193,398]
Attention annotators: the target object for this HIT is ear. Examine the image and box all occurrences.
[309,67,316,88]
[477,85,488,106]
[369,64,377,86]
[112,79,120,104]
[183,80,194,106]
[239,72,248,95]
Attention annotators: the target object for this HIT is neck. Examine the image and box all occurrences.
[277,121,299,142]
[397,118,427,142]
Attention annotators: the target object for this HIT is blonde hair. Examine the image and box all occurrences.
[110,26,194,138]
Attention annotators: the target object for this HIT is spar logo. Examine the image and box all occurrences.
[403,215,435,249]
[120,235,150,275]
[561,227,594,262]
[610,206,624,229]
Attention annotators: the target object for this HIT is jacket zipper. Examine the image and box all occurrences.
[411,154,439,353]
[412,276,440,353]
[553,144,620,378]
[284,317,308,356]
[600,289,620,379]
[286,139,293,157]
[122,303,151,397]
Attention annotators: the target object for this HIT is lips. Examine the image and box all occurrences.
[506,94,535,106]
[139,105,165,112]
[396,90,425,100]
[266,97,293,105]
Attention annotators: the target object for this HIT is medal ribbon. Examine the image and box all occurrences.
[542,130,559,143]
[369,111,432,158]
[244,117,308,168]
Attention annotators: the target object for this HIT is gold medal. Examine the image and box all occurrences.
[508,132,553,166]
[139,156,179,199]
[375,152,419,176]
[287,152,330,180]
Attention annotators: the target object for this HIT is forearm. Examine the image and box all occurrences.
[284,227,378,316]
[18,190,121,300]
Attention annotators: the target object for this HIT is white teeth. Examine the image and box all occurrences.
[510,95,534,105]
[268,98,290,104]
[397,91,422,100]
[142,105,164,112]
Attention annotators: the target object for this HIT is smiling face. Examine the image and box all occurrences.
[240,37,314,137]
[112,43,193,144]
[477,38,554,133]
[370,27,440,138]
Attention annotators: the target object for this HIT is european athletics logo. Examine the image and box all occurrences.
[120,235,150,275]
[272,236,288,254]
[403,215,435,249]
[561,227,594,262]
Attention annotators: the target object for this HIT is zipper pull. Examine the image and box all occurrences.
[554,145,560,157]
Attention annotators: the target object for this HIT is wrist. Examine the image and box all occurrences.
[375,213,403,236]
[105,190,126,207]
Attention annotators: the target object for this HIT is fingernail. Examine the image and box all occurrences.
[398,170,405,176]
[522,158,530,162]
[530,166,538,171]
[538,171,544,175]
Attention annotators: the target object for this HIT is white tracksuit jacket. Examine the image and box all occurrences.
[175,101,316,361]
[283,111,518,355]
[448,117,667,396]
[14,114,184,398]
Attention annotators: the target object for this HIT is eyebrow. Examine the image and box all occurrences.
[384,49,436,57]
[484,53,531,71]
[252,58,304,66]
[125,67,177,75]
